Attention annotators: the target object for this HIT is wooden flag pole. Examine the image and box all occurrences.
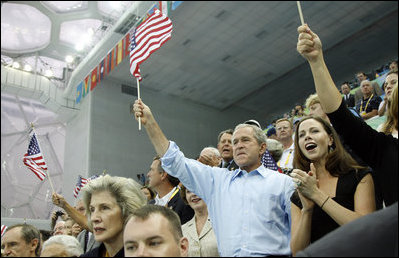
[30,123,56,193]
[296,1,305,26]
[137,78,141,130]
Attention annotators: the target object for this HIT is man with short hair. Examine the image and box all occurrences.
[132,99,295,256]
[355,80,382,120]
[275,118,295,171]
[216,129,238,171]
[341,82,355,108]
[147,156,194,224]
[124,205,189,257]
[1,224,41,257]
[197,147,222,167]
[53,221,67,236]
[354,72,383,104]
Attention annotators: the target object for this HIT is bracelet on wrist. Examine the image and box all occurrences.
[320,196,330,209]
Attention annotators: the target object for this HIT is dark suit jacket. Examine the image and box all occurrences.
[342,94,355,108]
[80,243,124,257]
[219,160,239,171]
[296,202,398,257]
[167,189,194,225]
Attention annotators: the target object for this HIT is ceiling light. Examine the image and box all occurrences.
[87,28,94,36]
[24,64,32,72]
[44,70,53,77]
[12,62,20,69]
[110,1,122,10]
[65,55,74,63]
[75,43,84,51]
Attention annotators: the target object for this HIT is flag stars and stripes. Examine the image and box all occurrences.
[23,133,48,181]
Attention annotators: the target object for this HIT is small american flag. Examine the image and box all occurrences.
[262,150,283,173]
[23,132,48,181]
[73,175,99,198]
[129,8,173,80]
[1,225,7,237]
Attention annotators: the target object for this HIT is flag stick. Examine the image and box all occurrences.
[30,124,56,193]
[136,78,142,131]
[296,1,305,26]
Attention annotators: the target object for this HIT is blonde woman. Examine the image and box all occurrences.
[80,175,147,257]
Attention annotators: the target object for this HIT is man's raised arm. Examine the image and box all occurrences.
[296,24,342,113]
[132,99,170,156]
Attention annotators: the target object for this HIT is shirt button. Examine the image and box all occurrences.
[243,245,247,248]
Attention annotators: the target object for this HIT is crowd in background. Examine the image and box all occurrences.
[1,25,397,257]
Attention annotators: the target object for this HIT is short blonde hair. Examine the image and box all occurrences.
[305,93,320,110]
[81,175,147,231]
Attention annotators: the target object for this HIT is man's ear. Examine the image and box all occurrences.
[30,238,39,255]
[259,142,267,156]
[179,237,189,257]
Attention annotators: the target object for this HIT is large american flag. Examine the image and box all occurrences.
[129,8,173,80]
[23,132,48,181]
[261,150,283,173]
[73,175,99,198]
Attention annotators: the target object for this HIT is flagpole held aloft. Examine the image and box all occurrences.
[30,124,56,193]
[137,78,141,131]
[296,1,305,26]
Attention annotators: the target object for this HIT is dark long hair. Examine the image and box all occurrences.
[293,116,365,176]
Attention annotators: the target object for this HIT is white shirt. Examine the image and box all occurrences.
[154,186,177,206]
[278,142,295,169]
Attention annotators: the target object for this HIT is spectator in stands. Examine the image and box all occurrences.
[1,223,41,257]
[146,156,194,224]
[50,210,69,231]
[275,118,295,171]
[132,99,295,256]
[355,79,382,120]
[295,104,305,117]
[52,195,101,253]
[80,175,147,257]
[305,93,330,123]
[266,127,278,140]
[341,82,355,108]
[378,70,398,117]
[305,92,384,209]
[53,221,67,236]
[354,71,384,104]
[180,185,219,257]
[296,24,398,256]
[140,185,156,203]
[63,218,74,236]
[378,84,398,138]
[216,129,238,170]
[265,138,284,165]
[71,222,82,238]
[123,205,189,257]
[40,235,83,257]
[197,147,222,167]
[389,60,398,72]
[289,116,376,255]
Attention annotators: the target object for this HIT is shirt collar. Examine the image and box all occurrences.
[231,164,268,180]
[154,186,177,205]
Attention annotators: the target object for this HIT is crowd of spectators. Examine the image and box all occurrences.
[1,25,397,258]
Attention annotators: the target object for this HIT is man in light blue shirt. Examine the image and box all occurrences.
[132,99,296,257]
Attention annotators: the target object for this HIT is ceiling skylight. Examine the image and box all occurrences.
[41,1,88,14]
[59,19,102,50]
[1,3,51,52]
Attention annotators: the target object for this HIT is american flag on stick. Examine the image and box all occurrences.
[23,132,48,181]
[129,8,173,81]
[73,175,99,198]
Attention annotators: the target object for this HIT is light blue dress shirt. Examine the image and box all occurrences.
[161,141,296,257]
